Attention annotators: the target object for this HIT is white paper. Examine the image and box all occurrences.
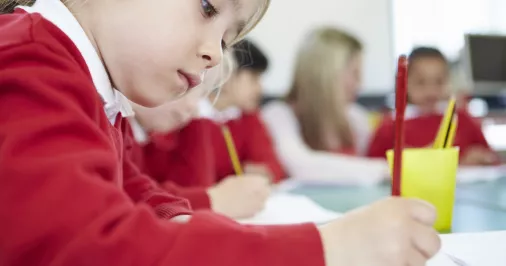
[428,231,506,266]
[238,193,341,225]
[277,165,506,187]
[457,165,506,183]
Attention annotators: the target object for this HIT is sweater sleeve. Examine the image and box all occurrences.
[161,181,212,209]
[0,43,325,266]
[261,102,388,186]
[457,111,500,163]
[122,119,193,218]
[241,113,286,182]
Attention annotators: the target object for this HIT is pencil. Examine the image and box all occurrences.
[445,115,458,148]
[392,55,408,197]
[433,98,456,149]
[221,125,243,176]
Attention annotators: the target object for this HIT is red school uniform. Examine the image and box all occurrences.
[0,2,324,266]
[366,109,497,162]
[126,118,215,209]
[142,112,286,201]
[213,111,287,183]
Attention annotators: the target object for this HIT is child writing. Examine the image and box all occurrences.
[203,39,285,181]
[129,55,271,219]
[0,0,441,265]
[261,26,389,185]
[140,41,283,218]
[148,39,284,184]
[367,47,498,165]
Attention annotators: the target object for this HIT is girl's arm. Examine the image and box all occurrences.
[0,43,324,266]
[261,102,388,186]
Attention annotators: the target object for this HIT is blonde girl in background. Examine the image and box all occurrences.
[262,26,389,185]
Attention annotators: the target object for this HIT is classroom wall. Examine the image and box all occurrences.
[488,0,506,33]
[248,0,395,96]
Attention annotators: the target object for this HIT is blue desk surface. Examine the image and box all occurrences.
[290,177,506,233]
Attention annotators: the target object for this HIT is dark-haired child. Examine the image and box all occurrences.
[367,47,499,165]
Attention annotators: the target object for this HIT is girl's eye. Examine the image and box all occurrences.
[201,0,218,17]
[221,40,228,50]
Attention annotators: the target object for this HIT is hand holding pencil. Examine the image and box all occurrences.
[210,125,270,219]
[207,174,270,219]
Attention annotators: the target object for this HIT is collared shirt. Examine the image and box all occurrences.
[18,0,133,125]
[198,99,242,123]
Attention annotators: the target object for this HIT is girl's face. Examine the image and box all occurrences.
[408,57,450,113]
[221,70,263,112]
[81,0,261,107]
[339,53,363,103]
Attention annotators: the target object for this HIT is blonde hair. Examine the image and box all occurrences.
[287,26,362,151]
[1,0,270,41]
[204,49,236,93]
[231,0,270,45]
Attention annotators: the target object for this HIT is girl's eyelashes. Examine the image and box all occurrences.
[201,0,219,18]
[221,40,228,50]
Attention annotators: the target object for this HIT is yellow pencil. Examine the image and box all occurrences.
[221,125,243,175]
[433,98,456,149]
[445,115,458,148]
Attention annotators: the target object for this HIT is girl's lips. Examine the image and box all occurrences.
[178,70,202,91]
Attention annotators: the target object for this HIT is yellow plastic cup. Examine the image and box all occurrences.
[386,148,459,232]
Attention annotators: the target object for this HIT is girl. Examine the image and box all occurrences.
[367,47,499,165]
[0,0,441,265]
[261,26,389,185]
[150,39,284,183]
[129,56,271,219]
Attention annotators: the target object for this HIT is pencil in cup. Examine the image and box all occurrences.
[445,115,458,148]
[221,125,243,175]
[433,98,456,149]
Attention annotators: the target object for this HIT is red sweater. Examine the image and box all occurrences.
[367,110,497,162]
[215,112,286,182]
[125,119,214,209]
[143,114,286,205]
[0,11,324,266]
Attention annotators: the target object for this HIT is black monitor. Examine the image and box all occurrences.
[463,34,506,95]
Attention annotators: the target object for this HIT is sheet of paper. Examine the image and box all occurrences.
[238,193,341,225]
[457,165,506,183]
[428,231,506,266]
[277,165,506,188]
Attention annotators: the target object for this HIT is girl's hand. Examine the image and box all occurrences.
[207,175,271,219]
[318,197,441,266]
[461,146,497,166]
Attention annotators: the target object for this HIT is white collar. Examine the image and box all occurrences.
[198,99,242,123]
[18,0,133,125]
[393,101,451,120]
[128,118,149,144]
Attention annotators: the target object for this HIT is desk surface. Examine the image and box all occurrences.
[290,178,506,233]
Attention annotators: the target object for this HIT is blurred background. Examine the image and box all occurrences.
[248,0,506,156]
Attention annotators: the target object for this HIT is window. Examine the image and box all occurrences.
[392,0,494,61]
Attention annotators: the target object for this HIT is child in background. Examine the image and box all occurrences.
[200,38,285,181]
[130,55,271,219]
[0,0,441,265]
[261,26,389,185]
[141,40,283,218]
[367,47,498,165]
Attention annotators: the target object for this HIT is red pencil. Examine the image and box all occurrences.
[392,55,408,197]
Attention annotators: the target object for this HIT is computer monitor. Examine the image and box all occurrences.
[463,34,506,95]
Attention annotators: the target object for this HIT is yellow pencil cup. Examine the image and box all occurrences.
[386,148,459,232]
